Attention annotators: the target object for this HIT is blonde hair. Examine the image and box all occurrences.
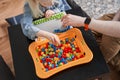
[26,0,44,18]
[26,0,58,18]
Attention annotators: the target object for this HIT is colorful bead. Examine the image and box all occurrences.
[35,37,85,72]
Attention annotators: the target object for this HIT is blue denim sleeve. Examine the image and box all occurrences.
[52,0,71,13]
[20,3,40,40]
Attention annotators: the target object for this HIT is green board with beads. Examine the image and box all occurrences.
[29,28,93,79]
[33,12,72,33]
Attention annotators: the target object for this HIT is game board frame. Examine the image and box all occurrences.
[29,28,93,79]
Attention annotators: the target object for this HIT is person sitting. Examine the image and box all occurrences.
[61,9,120,71]
[20,0,72,45]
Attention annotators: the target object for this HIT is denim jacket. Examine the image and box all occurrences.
[20,0,71,40]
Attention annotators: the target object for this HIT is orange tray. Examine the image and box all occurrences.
[29,28,93,79]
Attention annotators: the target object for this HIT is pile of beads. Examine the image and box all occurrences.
[35,37,85,72]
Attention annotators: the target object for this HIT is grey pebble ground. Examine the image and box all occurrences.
[74,0,120,19]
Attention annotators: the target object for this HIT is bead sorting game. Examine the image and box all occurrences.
[29,28,93,79]
[33,12,72,33]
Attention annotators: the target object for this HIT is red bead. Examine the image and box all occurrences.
[76,47,81,53]
[46,43,49,48]
[40,60,42,63]
[80,55,84,58]
[50,54,54,58]
[59,44,63,47]
[66,42,69,44]
[38,51,41,56]
[45,58,52,62]
[45,65,49,68]
[47,65,52,70]
[38,45,41,48]
[62,54,67,58]
[55,53,58,57]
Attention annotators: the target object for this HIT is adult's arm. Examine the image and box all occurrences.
[62,14,120,38]
[91,9,120,38]
[112,9,120,21]
[89,19,120,38]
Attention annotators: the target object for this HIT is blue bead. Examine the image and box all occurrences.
[56,64,58,67]
[52,64,54,68]
[54,29,60,33]
[42,58,45,61]
[58,55,61,58]
[62,59,67,64]
[71,45,75,48]
[71,38,75,42]
[57,61,61,65]
[67,26,71,30]
[46,68,48,72]
[71,55,75,59]
[41,48,45,52]
[65,38,69,42]
[48,62,51,65]
[61,58,65,62]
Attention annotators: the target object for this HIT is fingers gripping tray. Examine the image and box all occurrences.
[29,28,93,79]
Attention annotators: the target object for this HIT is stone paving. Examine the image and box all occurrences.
[74,0,120,19]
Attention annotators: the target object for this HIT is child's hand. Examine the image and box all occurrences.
[36,30,60,45]
[45,10,55,18]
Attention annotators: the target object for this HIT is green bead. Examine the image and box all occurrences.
[59,63,63,66]
[46,51,49,54]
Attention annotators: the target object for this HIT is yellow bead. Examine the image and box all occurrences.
[41,52,44,55]
[54,57,59,61]
[61,47,64,50]
[49,52,52,55]
[66,54,70,57]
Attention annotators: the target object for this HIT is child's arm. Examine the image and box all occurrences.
[36,30,60,45]
[21,3,60,44]
[20,2,40,40]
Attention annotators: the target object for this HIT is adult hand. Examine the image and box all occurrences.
[45,10,55,18]
[61,14,85,27]
[36,30,60,45]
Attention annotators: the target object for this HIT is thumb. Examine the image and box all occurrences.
[53,36,60,45]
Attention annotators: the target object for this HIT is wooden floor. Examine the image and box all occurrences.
[0,20,14,74]
[0,0,24,20]
[0,0,24,75]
